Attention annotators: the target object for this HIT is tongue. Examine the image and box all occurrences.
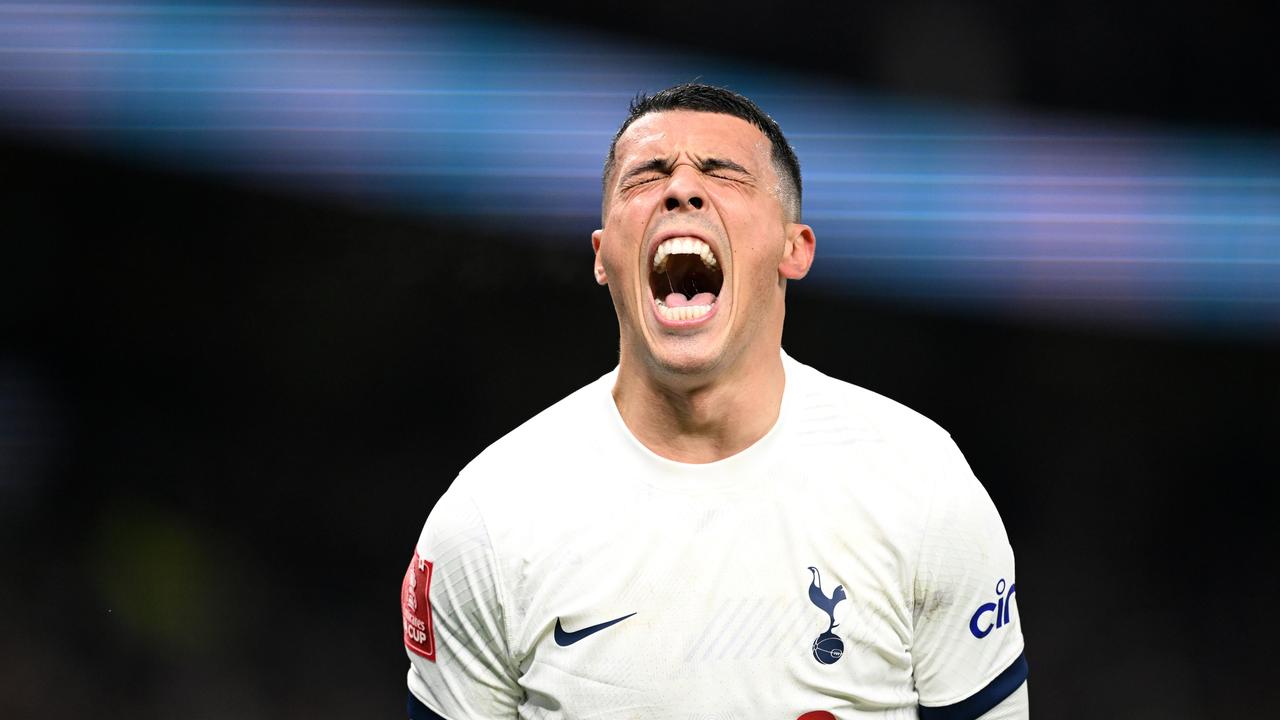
[664,292,717,307]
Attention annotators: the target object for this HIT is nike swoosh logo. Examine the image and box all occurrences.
[553,612,637,646]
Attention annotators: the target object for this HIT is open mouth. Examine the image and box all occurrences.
[649,237,724,322]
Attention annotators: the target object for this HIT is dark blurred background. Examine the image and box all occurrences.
[2,1,1278,718]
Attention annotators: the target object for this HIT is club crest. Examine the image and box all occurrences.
[806,566,847,665]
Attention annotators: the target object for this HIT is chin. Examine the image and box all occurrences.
[643,338,730,380]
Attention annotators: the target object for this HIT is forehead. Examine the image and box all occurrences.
[613,110,773,169]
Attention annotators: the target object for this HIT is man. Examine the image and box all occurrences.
[401,83,1028,719]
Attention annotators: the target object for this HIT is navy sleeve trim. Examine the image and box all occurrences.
[918,651,1028,720]
[407,691,450,720]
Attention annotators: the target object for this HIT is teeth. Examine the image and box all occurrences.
[654,301,714,321]
[652,237,718,272]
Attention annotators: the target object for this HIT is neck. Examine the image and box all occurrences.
[612,342,786,464]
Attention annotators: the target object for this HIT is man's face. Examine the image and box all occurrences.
[592,110,814,380]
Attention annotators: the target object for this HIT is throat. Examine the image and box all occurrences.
[649,250,723,312]
[610,355,787,464]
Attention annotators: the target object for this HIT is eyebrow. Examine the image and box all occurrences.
[618,156,754,185]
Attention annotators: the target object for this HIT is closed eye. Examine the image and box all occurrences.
[627,171,739,188]
[699,158,753,184]
[623,175,663,189]
[619,157,674,190]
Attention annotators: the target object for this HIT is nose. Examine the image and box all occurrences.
[665,195,703,210]
[663,165,705,212]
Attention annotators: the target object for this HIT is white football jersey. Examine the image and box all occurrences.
[402,351,1026,719]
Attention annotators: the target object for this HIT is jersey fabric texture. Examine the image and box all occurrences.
[402,351,1027,719]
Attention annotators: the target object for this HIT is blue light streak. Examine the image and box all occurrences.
[2,1,1278,332]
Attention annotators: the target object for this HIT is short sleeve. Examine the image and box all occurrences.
[912,439,1027,719]
[402,485,521,719]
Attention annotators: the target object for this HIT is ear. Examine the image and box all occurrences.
[779,223,815,280]
[591,229,608,285]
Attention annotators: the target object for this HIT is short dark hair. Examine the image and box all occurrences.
[602,83,803,220]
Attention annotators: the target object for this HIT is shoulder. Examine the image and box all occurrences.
[782,351,994,542]
[414,367,618,580]
[783,350,956,455]
[447,368,618,502]
[415,370,622,617]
